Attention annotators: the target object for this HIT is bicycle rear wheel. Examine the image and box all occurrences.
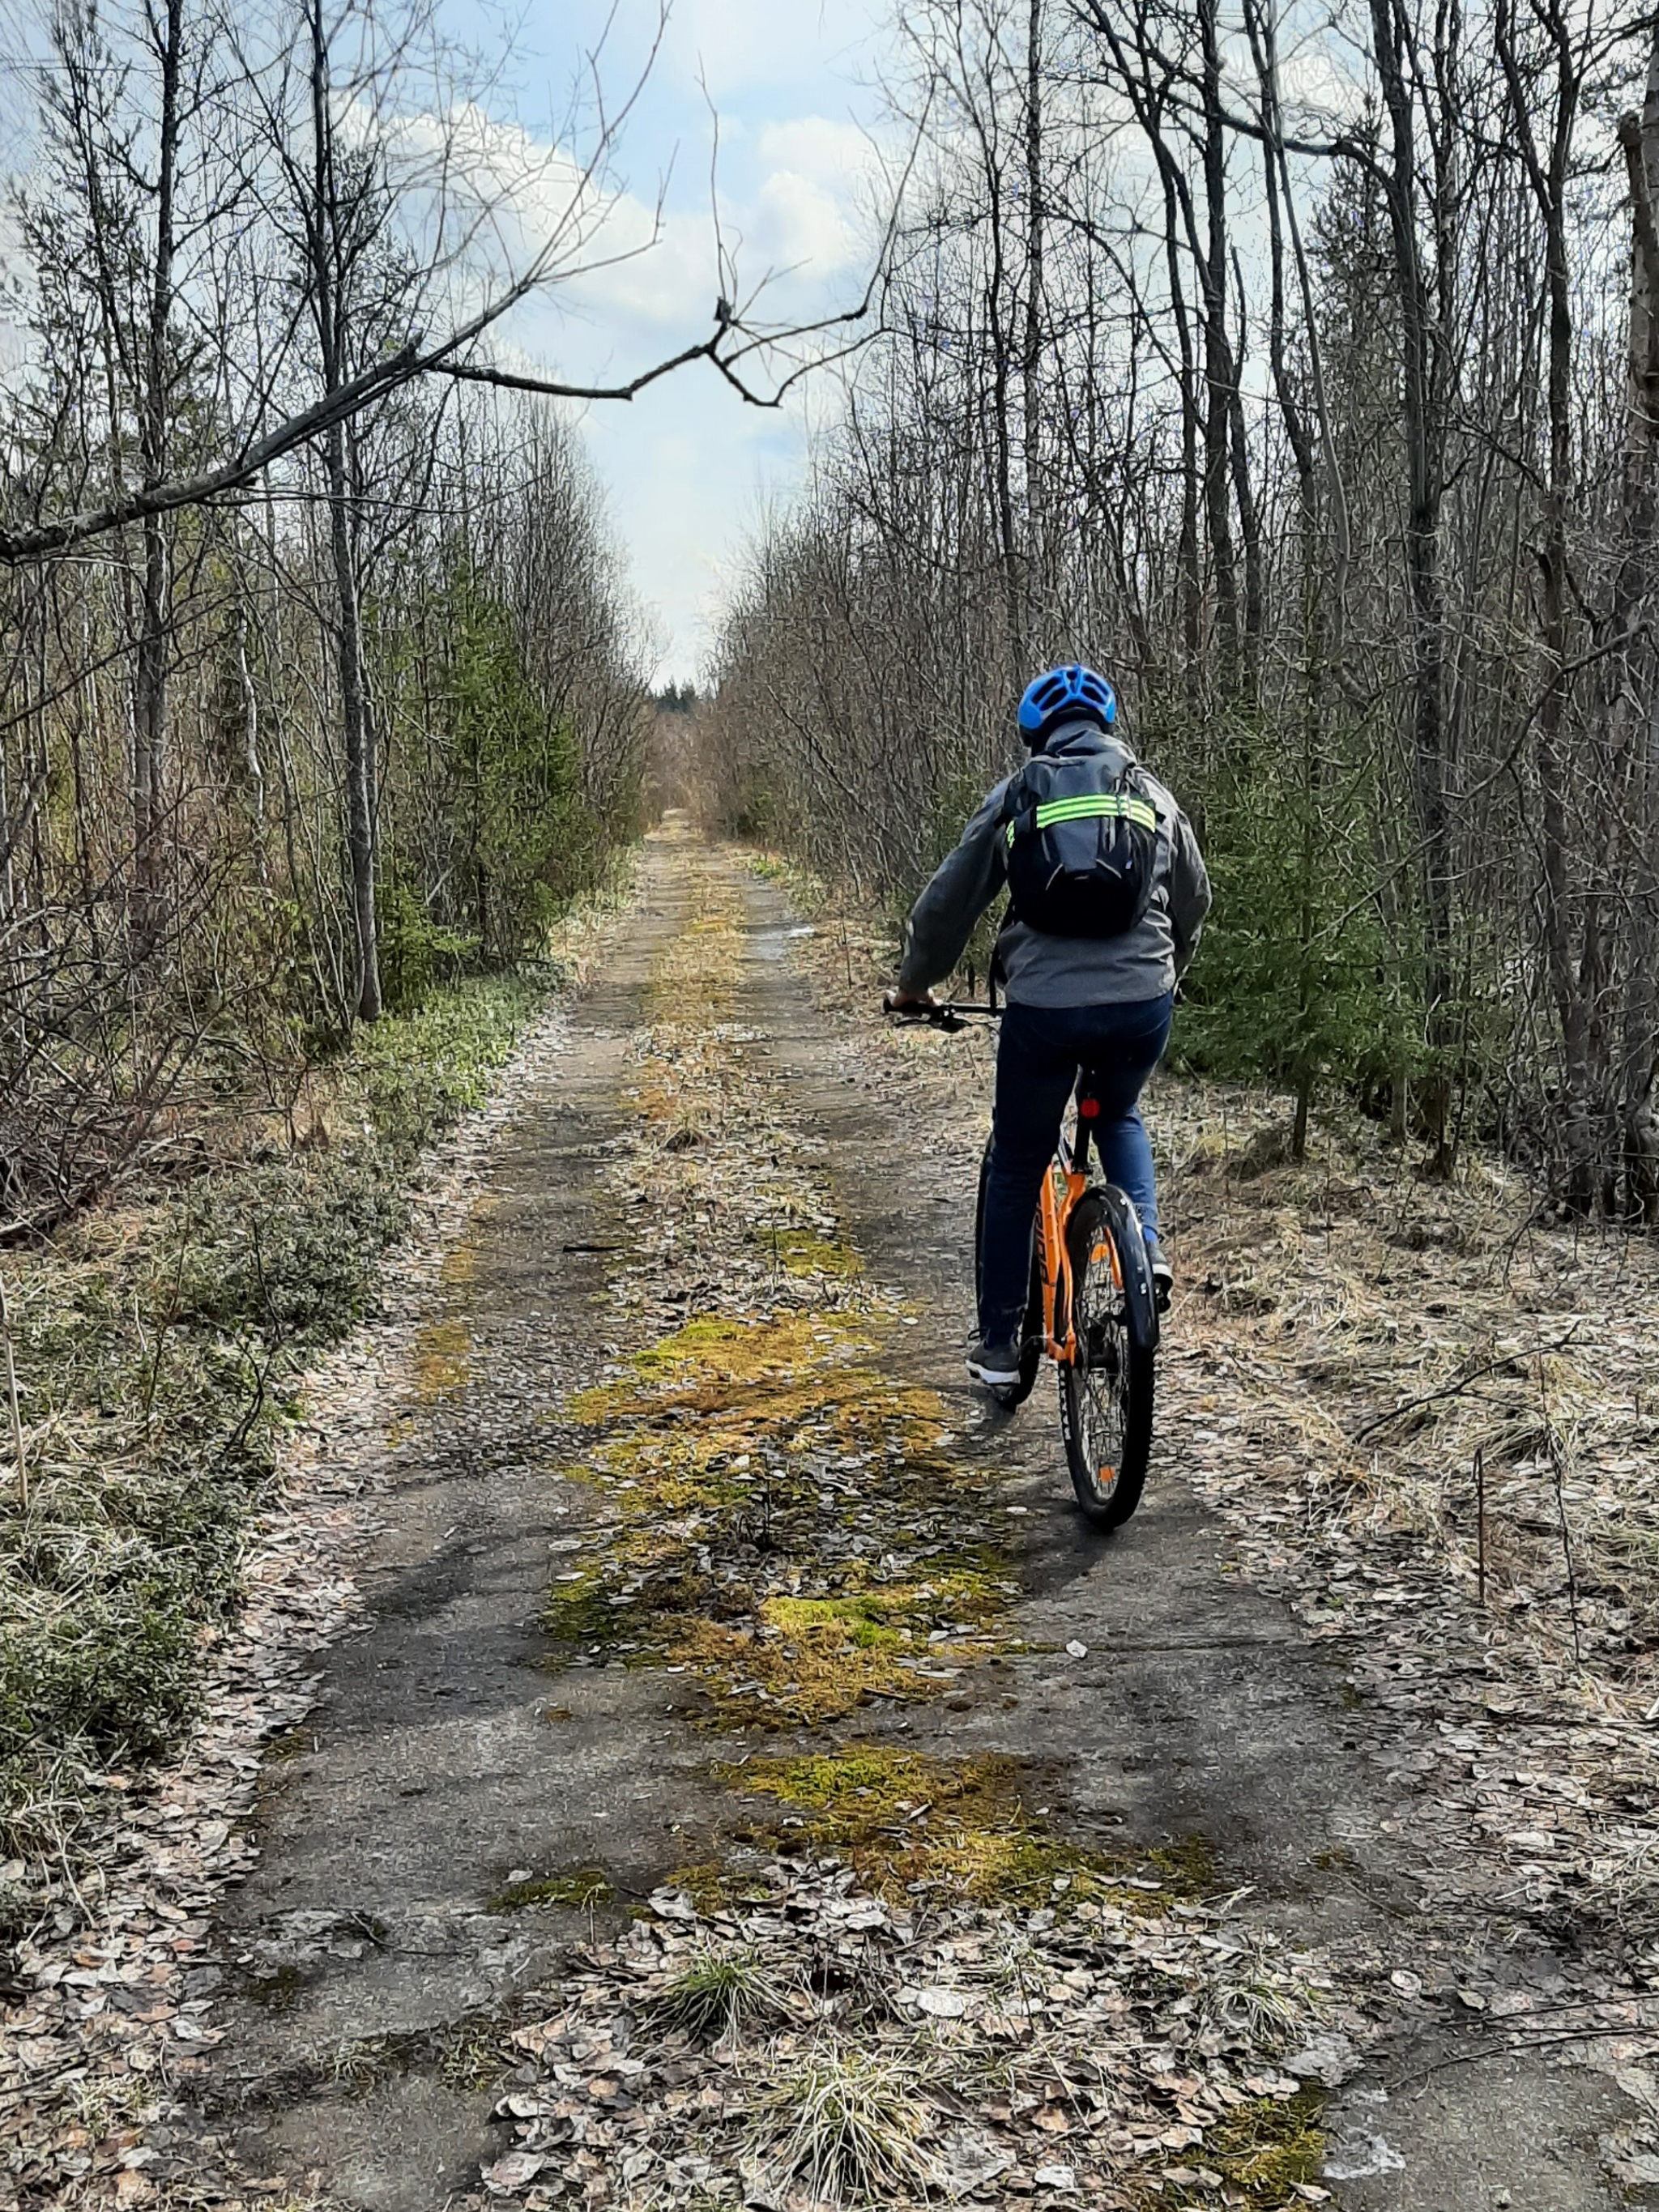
[975,1135,1043,1404]
[1058,1190,1154,1525]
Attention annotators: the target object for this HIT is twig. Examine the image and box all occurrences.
[1475,1444,1486,1609]
[1538,1349,1582,1668]
[1551,1436,1582,1668]
[1389,2022,1642,2092]
[1352,1325,1580,1444]
[0,1265,23,1509]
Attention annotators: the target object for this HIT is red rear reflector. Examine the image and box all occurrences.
[1078,1097,1100,1119]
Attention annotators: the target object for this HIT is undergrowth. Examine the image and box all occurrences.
[0,968,557,1862]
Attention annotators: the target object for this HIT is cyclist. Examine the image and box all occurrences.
[887,664,1210,1396]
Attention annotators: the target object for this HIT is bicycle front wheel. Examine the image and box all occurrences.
[975,1135,1043,1405]
[1058,1190,1154,1526]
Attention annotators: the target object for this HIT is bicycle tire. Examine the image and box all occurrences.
[975,1135,1043,1404]
[1058,1189,1154,1526]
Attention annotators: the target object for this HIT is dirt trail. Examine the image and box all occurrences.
[182,828,1644,2211]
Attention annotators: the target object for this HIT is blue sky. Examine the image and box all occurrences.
[488,0,893,684]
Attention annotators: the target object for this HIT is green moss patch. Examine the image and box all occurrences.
[756,1227,863,1278]
[1145,1832,1221,1894]
[546,1309,1017,1727]
[723,1744,1218,1912]
[1147,2090,1328,2207]
[488,1864,613,1913]
[413,1315,471,1398]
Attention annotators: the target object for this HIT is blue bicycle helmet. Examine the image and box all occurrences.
[1017,663,1116,744]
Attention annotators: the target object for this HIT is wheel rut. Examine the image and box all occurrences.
[181,826,1640,2212]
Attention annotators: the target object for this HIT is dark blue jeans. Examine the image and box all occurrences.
[979,994,1174,1345]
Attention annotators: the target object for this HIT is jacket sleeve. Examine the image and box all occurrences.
[897,781,1011,994]
[1165,806,1213,978]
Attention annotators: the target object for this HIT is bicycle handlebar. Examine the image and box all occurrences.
[881,994,1002,1031]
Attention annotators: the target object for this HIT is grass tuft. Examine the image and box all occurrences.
[757,2039,940,2203]
[652,1939,797,2042]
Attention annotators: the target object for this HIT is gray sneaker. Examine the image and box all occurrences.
[966,1339,1023,1390]
[1145,1235,1174,1312]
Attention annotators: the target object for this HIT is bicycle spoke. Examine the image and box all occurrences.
[1074,1238,1131,1493]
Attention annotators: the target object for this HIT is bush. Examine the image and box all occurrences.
[1175,733,1423,1148]
[376,877,480,1016]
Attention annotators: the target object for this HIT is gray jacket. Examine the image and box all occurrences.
[897,722,1212,1008]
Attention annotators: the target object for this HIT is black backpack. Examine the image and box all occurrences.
[999,747,1161,939]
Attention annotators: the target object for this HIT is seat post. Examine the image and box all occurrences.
[1073,1084,1101,1174]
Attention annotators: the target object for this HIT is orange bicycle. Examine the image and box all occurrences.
[886,999,1159,1528]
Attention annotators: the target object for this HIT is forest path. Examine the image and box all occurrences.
[187,824,1639,2212]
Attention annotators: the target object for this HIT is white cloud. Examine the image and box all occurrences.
[744,166,863,279]
[395,4,894,681]
[754,113,881,185]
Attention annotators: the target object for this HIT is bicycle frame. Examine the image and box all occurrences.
[1036,1093,1116,1365]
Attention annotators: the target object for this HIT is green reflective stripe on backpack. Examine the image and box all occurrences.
[1003,792,1157,846]
[1038,793,1158,830]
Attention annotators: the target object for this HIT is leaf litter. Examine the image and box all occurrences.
[473,1860,1334,2211]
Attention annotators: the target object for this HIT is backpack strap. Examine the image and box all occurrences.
[996,764,1039,850]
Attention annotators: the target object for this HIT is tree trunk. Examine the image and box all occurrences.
[1196,0,1239,688]
[133,0,183,948]
[1617,28,1659,1216]
[309,0,381,1022]
[1156,158,1202,710]
[1371,0,1453,1166]
[1495,0,1593,1208]
[1021,0,1044,654]
[327,420,380,1020]
[1226,247,1264,704]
